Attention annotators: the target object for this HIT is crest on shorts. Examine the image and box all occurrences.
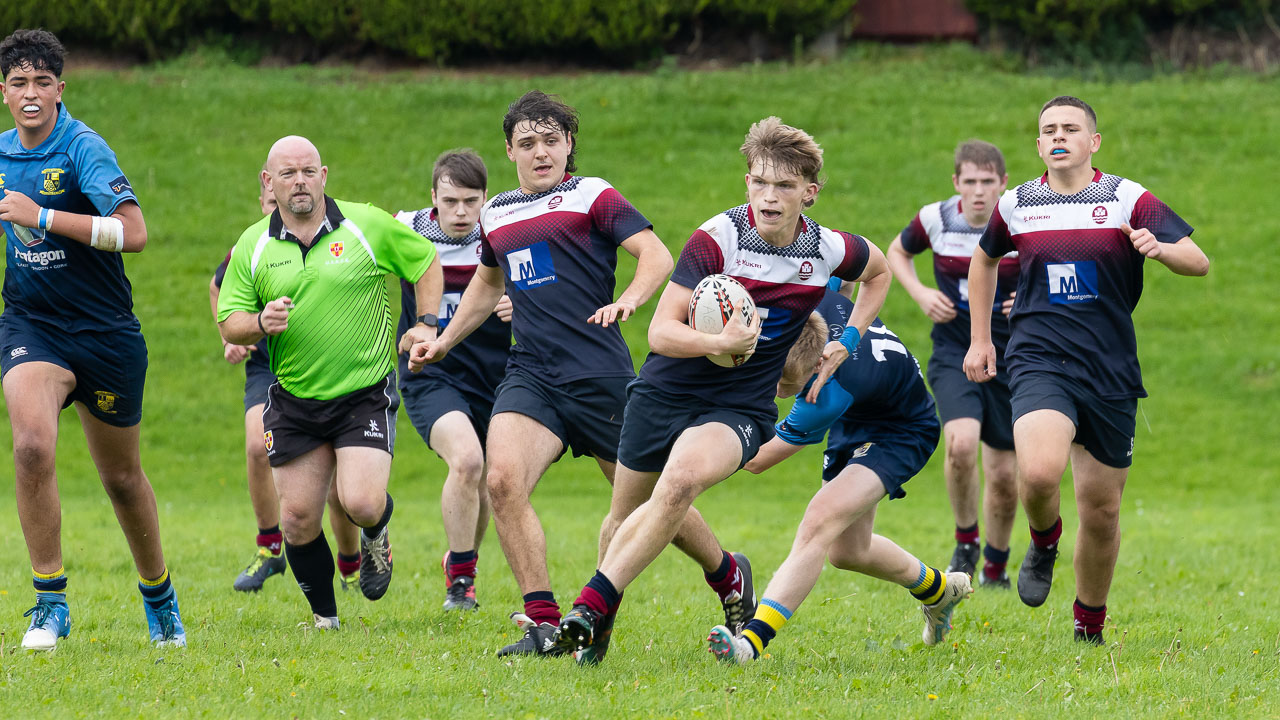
[94,390,117,413]
[330,241,344,258]
[40,168,66,196]
[851,442,873,459]
[264,430,274,452]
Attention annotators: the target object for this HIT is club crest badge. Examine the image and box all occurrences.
[40,168,66,196]
[264,430,274,452]
[330,241,344,258]
[94,391,117,413]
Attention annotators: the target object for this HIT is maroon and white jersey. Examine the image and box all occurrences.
[899,195,1019,365]
[478,174,651,384]
[979,170,1193,398]
[640,204,871,416]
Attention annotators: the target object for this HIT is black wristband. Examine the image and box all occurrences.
[257,311,267,335]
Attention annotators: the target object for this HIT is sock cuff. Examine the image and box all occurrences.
[705,550,734,582]
[982,544,1011,564]
[759,598,793,621]
[33,566,66,580]
[139,568,169,587]
[955,523,980,543]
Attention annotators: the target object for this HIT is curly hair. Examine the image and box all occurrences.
[503,90,579,173]
[1,29,65,79]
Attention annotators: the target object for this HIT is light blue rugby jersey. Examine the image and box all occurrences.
[1,103,140,332]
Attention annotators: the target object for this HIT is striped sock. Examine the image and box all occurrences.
[905,561,948,605]
[34,566,68,603]
[741,598,792,657]
[138,568,174,608]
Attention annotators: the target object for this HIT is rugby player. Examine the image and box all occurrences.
[394,149,511,611]
[210,170,361,593]
[553,117,892,664]
[0,29,186,649]
[886,140,1020,585]
[708,293,971,662]
[964,96,1209,643]
[218,136,442,628]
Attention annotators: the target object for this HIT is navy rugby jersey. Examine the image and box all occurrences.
[979,170,1193,399]
[1,104,140,332]
[639,205,871,417]
[899,195,1020,366]
[478,174,651,384]
[215,250,269,370]
[395,208,511,401]
[776,291,936,445]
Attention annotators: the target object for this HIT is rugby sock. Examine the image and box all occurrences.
[257,525,284,555]
[33,566,68,604]
[982,544,1011,581]
[336,552,361,578]
[955,523,980,545]
[576,571,622,616]
[447,549,478,580]
[741,599,793,658]
[138,568,173,608]
[906,561,948,605]
[1030,517,1063,549]
[705,550,742,602]
[360,492,394,539]
[522,591,561,626]
[1073,598,1107,637]
[285,532,337,617]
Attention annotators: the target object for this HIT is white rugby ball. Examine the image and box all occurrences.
[688,274,757,367]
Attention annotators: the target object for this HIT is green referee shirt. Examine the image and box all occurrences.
[218,196,436,401]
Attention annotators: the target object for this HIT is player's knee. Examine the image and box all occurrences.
[245,434,268,464]
[448,450,485,488]
[944,435,979,473]
[827,543,871,572]
[653,475,699,513]
[484,466,523,509]
[279,506,322,542]
[341,493,385,527]
[12,440,56,480]
[986,475,1019,513]
[1017,461,1061,492]
[98,464,146,500]
[1077,499,1121,535]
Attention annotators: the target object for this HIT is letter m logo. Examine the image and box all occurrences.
[1048,263,1079,294]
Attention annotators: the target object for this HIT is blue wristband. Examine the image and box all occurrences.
[838,327,860,353]
[38,208,49,230]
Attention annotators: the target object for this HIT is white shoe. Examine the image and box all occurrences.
[707,624,756,664]
[313,614,340,630]
[921,571,973,646]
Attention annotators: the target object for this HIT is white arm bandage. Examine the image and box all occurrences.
[90,216,125,252]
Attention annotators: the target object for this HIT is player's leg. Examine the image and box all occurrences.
[1069,445,1127,644]
[431,411,486,610]
[979,443,1018,588]
[326,479,361,591]
[274,445,339,625]
[596,460,726,576]
[233,403,287,592]
[1012,408,1074,607]
[942,417,983,576]
[4,360,75,650]
[333,446,395,601]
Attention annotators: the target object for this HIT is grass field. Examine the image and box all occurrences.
[0,44,1277,718]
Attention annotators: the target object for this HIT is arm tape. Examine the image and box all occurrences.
[90,216,125,252]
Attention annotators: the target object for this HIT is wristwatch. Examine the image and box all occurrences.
[416,313,439,327]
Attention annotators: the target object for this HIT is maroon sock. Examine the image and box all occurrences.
[1073,599,1106,635]
[446,550,478,579]
[336,552,361,577]
[523,593,561,626]
[955,523,979,545]
[704,551,742,602]
[1030,518,1063,549]
[257,527,283,555]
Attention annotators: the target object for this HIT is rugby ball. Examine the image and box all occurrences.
[688,274,757,367]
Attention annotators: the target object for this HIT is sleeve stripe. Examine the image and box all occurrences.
[342,219,378,266]
[248,230,271,279]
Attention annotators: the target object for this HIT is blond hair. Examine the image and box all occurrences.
[783,312,829,384]
[741,117,825,207]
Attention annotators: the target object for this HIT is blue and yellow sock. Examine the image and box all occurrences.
[138,568,174,608]
[741,598,793,658]
[34,566,68,603]
[905,561,947,605]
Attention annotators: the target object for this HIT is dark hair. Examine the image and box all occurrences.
[502,90,579,173]
[432,149,487,192]
[954,139,1006,177]
[1040,95,1097,131]
[1,29,65,79]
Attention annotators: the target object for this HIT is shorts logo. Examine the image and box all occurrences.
[109,175,133,195]
[823,453,833,469]
[1046,261,1099,304]
[851,442,872,459]
[798,261,813,281]
[1092,205,1108,225]
[40,168,66,196]
[1127,437,1134,457]
[10,346,27,359]
[330,241,344,258]
[364,419,385,439]
[94,391,118,414]
[507,242,558,290]
[547,195,563,210]
[264,430,274,452]
[738,424,753,442]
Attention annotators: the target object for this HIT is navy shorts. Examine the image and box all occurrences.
[0,313,147,427]
[401,374,493,451]
[243,357,274,413]
[1010,370,1137,469]
[262,373,399,467]
[490,368,629,462]
[927,358,1015,451]
[617,379,774,473]
[822,416,940,499]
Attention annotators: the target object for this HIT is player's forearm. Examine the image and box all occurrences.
[438,268,504,348]
[648,315,732,358]
[1156,237,1210,277]
[616,239,674,308]
[886,236,929,300]
[967,251,1001,343]
[219,311,265,346]
[412,257,444,324]
[44,203,148,253]
[844,247,891,340]
[744,438,803,474]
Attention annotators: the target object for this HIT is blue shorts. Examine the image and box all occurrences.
[617,379,774,473]
[401,373,493,451]
[927,358,1014,451]
[823,416,940,499]
[243,357,274,413]
[490,368,629,462]
[0,313,147,427]
[1010,370,1137,469]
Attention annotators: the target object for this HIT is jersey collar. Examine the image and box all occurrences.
[268,195,346,248]
[1038,167,1103,185]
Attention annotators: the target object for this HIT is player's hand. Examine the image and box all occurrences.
[398,323,437,354]
[588,299,637,328]
[0,189,40,228]
[259,297,293,335]
[1001,290,1017,317]
[495,295,513,323]
[1121,223,1161,259]
[963,342,998,383]
[806,340,849,402]
[223,342,251,364]
[913,287,956,323]
[714,302,762,356]
[408,338,450,372]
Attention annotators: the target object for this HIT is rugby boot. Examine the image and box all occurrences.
[572,606,617,666]
[707,624,756,664]
[721,552,757,635]
[233,547,287,592]
[359,526,394,601]
[441,551,478,611]
[313,613,340,630]
[1017,543,1058,607]
[945,542,980,578]
[144,591,187,648]
[339,568,360,592]
[979,567,1012,589]
[1074,628,1105,645]
[921,571,973,646]
[554,604,603,656]
[21,594,71,651]
[496,612,564,657]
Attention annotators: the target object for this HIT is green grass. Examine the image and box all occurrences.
[1,44,1277,717]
